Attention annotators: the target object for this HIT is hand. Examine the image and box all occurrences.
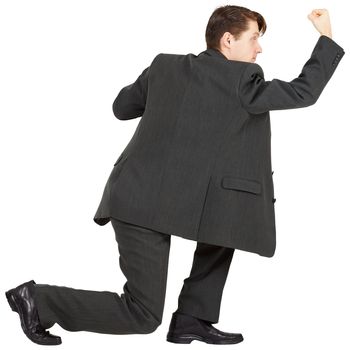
[307,9,332,39]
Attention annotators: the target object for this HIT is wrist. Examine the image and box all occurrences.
[320,31,332,39]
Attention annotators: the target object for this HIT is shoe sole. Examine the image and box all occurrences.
[167,333,244,344]
[5,288,62,345]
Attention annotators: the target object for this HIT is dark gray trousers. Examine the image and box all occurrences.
[34,218,234,334]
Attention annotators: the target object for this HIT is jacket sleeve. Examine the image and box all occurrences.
[238,35,345,115]
[112,66,150,120]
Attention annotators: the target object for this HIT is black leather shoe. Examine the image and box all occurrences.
[167,311,243,344]
[5,280,62,345]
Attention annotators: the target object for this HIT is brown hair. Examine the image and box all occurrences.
[205,5,267,50]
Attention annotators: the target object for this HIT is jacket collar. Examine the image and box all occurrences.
[199,48,228,60]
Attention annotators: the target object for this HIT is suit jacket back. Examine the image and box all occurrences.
[94,35,345,257]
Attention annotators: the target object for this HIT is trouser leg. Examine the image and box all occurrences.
[176,242,234,324]
[34,218,171,334]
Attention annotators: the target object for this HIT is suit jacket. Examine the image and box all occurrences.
[93,35,345,257]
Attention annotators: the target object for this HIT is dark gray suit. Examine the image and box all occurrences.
[33,36,345,336]
[94,35,345,258]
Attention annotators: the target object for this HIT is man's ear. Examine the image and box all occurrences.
[221,32,231,49]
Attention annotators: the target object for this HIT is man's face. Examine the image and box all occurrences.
[220,20,262,63]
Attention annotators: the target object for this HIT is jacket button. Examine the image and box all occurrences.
[272,198,276,203]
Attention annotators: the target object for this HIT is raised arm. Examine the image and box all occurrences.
[238,35,345,115]
[238,9,345,115]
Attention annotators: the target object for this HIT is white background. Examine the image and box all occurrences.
[1,0,349,349]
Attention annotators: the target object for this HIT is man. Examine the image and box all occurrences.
[5,5,345,346]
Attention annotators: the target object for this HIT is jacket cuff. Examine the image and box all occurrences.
[316,35,345,68]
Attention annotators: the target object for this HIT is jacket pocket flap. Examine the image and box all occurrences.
[221,176,261,194]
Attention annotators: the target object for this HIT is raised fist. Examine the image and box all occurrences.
[307,9,332,38]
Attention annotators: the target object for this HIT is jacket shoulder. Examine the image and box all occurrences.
[240,62,265,80]
[152,52,193,62]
